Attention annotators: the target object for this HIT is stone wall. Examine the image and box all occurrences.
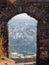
[0,21,9,58]
[0,0,49,65]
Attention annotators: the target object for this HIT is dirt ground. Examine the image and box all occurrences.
[0,58,16,65]
[0,57,36,65]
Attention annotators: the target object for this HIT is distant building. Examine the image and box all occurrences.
[25,55,34,58]
[10,52,24,58]
[11,52,18,55]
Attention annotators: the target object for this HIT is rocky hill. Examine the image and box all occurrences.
[8,13,37,55]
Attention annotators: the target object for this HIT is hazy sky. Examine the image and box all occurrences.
[8,13,37,54]
[9,13,38,22]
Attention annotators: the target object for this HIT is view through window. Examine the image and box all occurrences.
[8,13,38,64]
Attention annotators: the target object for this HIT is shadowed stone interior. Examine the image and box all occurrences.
[0,0,49,65]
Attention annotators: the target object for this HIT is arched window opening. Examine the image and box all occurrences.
[8,13,38,63]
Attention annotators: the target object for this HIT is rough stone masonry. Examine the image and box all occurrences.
[0,0,49,65]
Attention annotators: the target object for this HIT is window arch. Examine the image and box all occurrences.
[8,13,38,61]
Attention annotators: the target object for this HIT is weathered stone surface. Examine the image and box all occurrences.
[0,22,9,58]
[0,0,49,65]
[0,58,16,65]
